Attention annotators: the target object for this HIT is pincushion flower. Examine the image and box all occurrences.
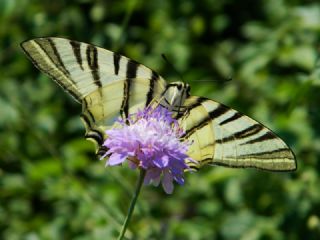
[101,106,193,194]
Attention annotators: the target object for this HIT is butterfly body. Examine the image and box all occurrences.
[162,82,190,108]
[21,37,297,172]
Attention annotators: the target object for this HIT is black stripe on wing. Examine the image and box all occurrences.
[23,39,81,101]
[176,97,207,120]
[84,130,104,145]
[70,40,84,70]
[120,59,139,122]
[34,38,70,77]
[208,159,294,172]
[82,99,96,124]
[80,113,104,145]
[126,59,139,78]
[182,103,230,138]
[86,45,102,87]
[215,124,263,144]
[240,131,277,145]
[237,148,293,159]
[219,112,243,125]
[145,70,159,106]
[113,53,121,75]
[46,38,71,75]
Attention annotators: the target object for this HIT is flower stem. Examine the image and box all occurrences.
[117,169,146,240]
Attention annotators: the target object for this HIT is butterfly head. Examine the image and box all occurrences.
[164,81,190,109]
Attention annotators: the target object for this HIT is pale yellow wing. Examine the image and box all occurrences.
[21,37,167,151]
[178,96,296,171]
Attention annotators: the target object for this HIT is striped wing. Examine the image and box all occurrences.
[21,37,167,151]
[178,96,296,171]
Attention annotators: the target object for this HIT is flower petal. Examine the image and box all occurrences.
[144,168,161,185]
[173,174,185,185]
[162,170,174,194]
[154,155,169,168]
[101,105,194,194]
[107,153,127,166]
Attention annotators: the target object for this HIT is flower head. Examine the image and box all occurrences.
[101,106,193,194]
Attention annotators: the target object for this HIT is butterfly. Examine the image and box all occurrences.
[21,37,297,172]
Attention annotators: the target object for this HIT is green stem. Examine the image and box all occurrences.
[117,169,146,240]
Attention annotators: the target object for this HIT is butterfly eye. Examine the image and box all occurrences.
[177,84,182,90]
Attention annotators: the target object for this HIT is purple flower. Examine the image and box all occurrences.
[101,106,194,194]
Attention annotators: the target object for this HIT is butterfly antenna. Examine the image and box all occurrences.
[161,54,185,83]
[188,77,233,84]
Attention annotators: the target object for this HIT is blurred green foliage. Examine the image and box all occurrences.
[1,0,320,239]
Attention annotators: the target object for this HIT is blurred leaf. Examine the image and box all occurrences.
[1,0,320,239]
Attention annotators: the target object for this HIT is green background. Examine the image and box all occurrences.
[1,0,320,239]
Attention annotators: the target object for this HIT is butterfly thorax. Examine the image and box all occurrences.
[162,81,190,113]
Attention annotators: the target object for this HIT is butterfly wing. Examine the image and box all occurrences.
[21,37,296,170]
[21,37,167,151]
[178,96,296,171]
